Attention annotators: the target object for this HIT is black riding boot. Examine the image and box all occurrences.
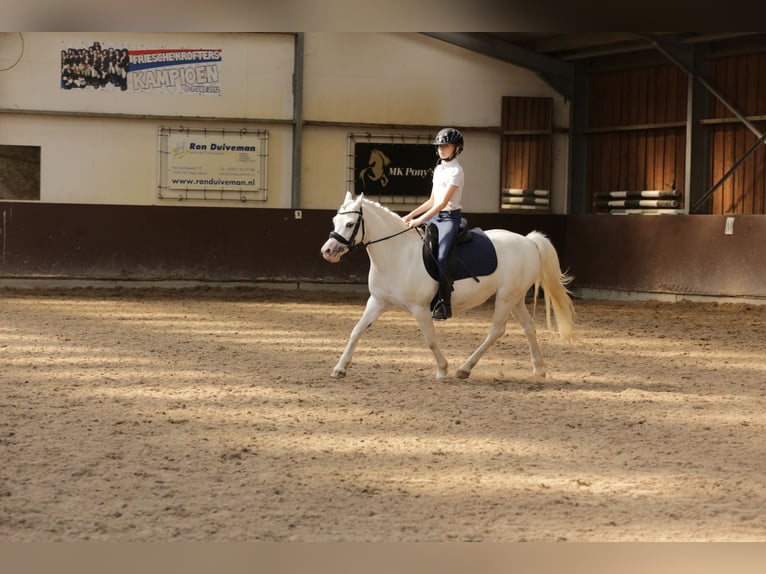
[431,275,453,321]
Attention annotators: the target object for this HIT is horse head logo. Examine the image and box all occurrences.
[358,148,391,189]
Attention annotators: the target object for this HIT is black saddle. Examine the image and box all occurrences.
[422,219,498,283]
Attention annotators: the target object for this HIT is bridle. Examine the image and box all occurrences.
[328,203,416,252]
[329,207,365,251]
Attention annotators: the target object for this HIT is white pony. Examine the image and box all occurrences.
[321,192,576,380]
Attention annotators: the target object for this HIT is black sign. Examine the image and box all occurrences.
[354,143,436,197]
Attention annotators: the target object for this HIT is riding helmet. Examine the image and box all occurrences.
[432,128,463,156]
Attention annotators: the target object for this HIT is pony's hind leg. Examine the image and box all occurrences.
[456,296,514,379]
[456,295,546,379]
[332,295,388,378]
[510,298,546,377]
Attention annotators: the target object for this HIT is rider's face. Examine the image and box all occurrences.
[437,143,455,159]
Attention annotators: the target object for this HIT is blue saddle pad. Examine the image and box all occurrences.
[423,227,498,282]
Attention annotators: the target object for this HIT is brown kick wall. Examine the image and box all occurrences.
[2,203,764,299]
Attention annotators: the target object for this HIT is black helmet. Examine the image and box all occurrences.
[432,128,463,160]
[432,128,463,149]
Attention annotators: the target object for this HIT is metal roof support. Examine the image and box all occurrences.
[643,34,764,141]
[568,60,590,215]
[691,132,766,214]
[642,34,765,214]
[685,43,711,213]
[291,33,304,210]
[422,33,574,101]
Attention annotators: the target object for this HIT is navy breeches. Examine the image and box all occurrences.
[429,209,462,277]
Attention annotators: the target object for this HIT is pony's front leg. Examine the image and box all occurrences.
[332,295,388,378]
[411,306,449,380]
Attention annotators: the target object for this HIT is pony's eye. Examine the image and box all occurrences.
[345,222,354,228]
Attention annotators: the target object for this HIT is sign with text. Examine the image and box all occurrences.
[353,142,436,197]
[129,49,222,95]
[166,131,263,192]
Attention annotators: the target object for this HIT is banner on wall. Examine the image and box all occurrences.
[60,41,222,95]
[353,142,436,197]
[166,131,261,192]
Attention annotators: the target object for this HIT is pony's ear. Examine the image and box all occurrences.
[344,191,354,203]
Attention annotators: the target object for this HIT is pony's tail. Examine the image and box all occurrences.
[527,231,577,343]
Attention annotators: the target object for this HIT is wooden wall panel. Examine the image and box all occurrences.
[707,52,766,214]
[586,64,687,213]
[500,96,553,211]
[614,46,766,215]
[588,130,684,200]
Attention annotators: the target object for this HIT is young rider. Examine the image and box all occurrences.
[403,128,464,320]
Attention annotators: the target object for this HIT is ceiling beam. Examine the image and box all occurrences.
[532,32,642,54]
[422,32,573,100]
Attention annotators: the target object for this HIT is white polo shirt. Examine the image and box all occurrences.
[432,158,464,211]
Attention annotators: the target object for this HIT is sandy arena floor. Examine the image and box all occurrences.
[1,286,765,541]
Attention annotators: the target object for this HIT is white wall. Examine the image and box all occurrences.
[0,115,294,207]
[0,32,294,118]
[0,32,295,208]
[0,32,570,212]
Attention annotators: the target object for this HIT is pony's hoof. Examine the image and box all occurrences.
[331,369,346,379]
[456,369,471,379]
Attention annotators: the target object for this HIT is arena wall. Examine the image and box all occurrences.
[565,214,766,300]
[0,202,564,285]
[1,201,765,300]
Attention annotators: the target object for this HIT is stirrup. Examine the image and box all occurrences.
[431,301,451,321]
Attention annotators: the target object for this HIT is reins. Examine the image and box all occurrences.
[364,226,415,248]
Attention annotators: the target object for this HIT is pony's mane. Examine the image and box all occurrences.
[360,196,406,224]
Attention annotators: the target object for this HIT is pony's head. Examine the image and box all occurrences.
[321,192,365,263]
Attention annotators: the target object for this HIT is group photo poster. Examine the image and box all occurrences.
[61,40,222,95]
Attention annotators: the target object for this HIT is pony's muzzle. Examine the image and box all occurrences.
[321,238,347,263]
